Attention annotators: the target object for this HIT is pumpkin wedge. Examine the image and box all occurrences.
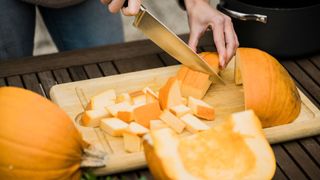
[236,48,301,127]
[143,110,276,180]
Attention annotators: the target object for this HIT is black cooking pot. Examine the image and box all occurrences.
[217,0,320,58]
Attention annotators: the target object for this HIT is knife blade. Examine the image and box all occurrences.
[132,6,225,84]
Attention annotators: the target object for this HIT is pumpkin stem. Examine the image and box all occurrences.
[81,145,106,168]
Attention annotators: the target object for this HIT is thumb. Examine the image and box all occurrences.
[188,29,201,52]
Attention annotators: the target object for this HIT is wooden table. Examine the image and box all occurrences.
[0,33,319,180]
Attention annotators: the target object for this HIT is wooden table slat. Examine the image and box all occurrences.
[283,141,320,179]
[272,145,307,179]
[0,78,6,87]
[300,138,320,167]
[22,73,45,96]
[282,60,320,104]
[273,166,289,180]
[98,62,119,76]
[158,53,180,66]
[52,69,72,84]
[310,55,320,69]
[6,76,24,88]
[68,66,88,81]
[295,59,320,86]
[84,64,104,79]
[114,54,164,74]
[37,71,57,98]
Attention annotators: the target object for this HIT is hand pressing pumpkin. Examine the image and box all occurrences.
[0,87,96,179]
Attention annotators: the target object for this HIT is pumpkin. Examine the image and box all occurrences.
[0,87,88,179]
[143,110,276,179]
[236,48,301,127]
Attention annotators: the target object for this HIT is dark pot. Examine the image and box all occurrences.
[217,0,320,58]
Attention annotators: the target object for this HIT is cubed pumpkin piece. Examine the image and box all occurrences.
[127,122,149,136]
[133,101,162,128]
[159,110,185,133]
[116,93,131,104]
[169,104,191,117]
[117,107,134,123]
[129,90,146,105]
[100,118,128,136]
[87,89,116,110]
[188,96,215,120]
[105,101,131,117]
[123,132,142,153]
[144,87,158,103]
[159,77,182,109]
[150,120,169,130]
[180,114,210,133]
[181,70,212,99]
[81,109,111,127]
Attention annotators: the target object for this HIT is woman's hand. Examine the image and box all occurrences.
[185,0,239,68]
[100,0,141,16]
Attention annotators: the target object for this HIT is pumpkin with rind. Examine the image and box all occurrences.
[236,48,301,128]
[0,87,88,179]
[143,110,276,180]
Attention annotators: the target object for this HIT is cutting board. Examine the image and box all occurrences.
[50,59,320,175]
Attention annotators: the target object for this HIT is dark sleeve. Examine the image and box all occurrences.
[177,0,186,10]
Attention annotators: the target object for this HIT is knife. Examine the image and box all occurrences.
[123,2,225,84]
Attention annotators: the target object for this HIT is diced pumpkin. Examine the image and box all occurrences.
[181,69,212,99]
[86,89,116,110]
[127,122,149,136]
[129,90,146,105]
[150,120,170,130]
[159,110,186,133]
[133,101,162,128]
[100,118,128,137]
[180,114,210,133]
[176,66,189,87]
[159,77,182,109]
[116,93,131,104]
[169,104,191,117]
[105,102,131,117]
[188,96,215,120]
[144,87,158,103]
[123,132,142,153]
[143,110,276,180]
[81,109,111,127]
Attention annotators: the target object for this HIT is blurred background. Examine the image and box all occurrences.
[33,0,218,56]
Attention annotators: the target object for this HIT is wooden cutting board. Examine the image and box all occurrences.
[50,59,320,175]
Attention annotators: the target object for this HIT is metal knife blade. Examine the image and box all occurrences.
[133,6,225,84]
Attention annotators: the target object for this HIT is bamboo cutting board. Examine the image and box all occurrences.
[50,60,320,175]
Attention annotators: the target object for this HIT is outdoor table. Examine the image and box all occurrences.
[0,33,319,180]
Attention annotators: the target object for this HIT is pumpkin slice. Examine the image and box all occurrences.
[237,48,301,127]
[81,109,111,127]
[159,110,186,133]
[150,120,170,130]
[133,101,162,128]
[176,66,190,87]
[169,104,191,117]
[199,51,220,74]
[123,122,149,153]
[143,110,276,180]
[159,77,183,109]
[180,114,210,133]
[87,89,116,110]
[181,69,212,99]
[100,118,128,137]
[143,87,158,103]
[188,96,215,120]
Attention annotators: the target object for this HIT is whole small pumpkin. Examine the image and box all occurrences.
[0,87,88,179]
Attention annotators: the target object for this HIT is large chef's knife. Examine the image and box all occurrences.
[125,4,225,84]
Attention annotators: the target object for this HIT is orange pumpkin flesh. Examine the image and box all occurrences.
[237,48,301,127]
[143,110,276,179]
[0,87,88,179]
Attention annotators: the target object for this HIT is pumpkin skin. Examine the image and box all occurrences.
[237,48,301,128]
[0,87,88,179]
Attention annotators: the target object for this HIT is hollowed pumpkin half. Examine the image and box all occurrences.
[143,110,276,180]
[0,87,89,179]
[236,48,301,128]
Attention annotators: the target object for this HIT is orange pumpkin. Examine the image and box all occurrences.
[236,48,301,127]
[0,87,88,179]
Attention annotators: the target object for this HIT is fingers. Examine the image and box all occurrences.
[188,27,203,52]
[210,16,227,68]
[108,0,125,13]
[122,0,141,16]
[102,0,141,16]
[223,15,239,66]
